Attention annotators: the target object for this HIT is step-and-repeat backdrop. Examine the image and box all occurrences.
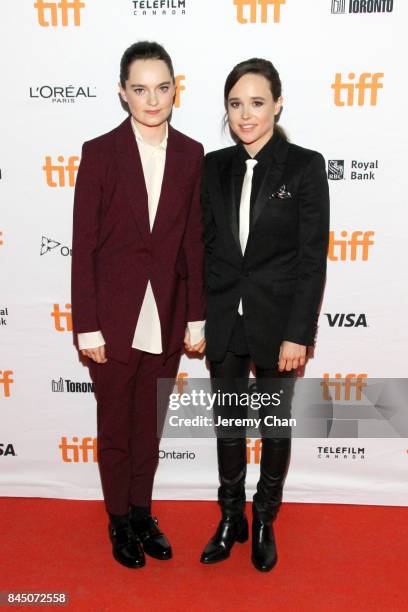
[1,0,407,506]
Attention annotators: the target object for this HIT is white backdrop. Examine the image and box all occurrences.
[1,0,407,505]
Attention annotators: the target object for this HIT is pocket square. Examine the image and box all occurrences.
[270,185,292,199]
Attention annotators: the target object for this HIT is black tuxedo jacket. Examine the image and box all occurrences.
[202,133,330,368]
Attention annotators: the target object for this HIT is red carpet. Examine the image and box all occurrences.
[0,499,406,611]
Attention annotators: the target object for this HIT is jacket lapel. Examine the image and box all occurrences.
[251,135,290,229]
[151,125,185,239]
[219,149,242,255]
[115,116,151,247]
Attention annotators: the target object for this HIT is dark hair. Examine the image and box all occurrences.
[223,58,287,140]
[120,41,175,87]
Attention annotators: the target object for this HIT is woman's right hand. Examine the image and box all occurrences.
[278,341,306,372]
[81,346,107,363]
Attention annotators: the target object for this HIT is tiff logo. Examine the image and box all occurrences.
[174,372,189,394]
[331,73,384,106]
[246,438,262,463]
[234,0,286,23]
[59,436,97,462]
[0,371,14,398]
[328,231,375,261]
[174,75,185,108]
[43,156,79,187]
[51,303,72,332]
[321,373,367,401]
[34,0,85,26]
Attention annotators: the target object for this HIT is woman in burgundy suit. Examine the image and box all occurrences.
[200,58,329,571]
[71,42,205,569]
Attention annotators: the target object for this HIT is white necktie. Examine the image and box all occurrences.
[238,158,257,315]
[239,159,258,254]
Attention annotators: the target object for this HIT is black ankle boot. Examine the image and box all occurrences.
[200,512,248,564]
[251,513,277,572]
[129,511,172,561]
[108,519,145,569]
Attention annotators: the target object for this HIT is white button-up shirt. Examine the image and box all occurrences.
[77,118,205,353]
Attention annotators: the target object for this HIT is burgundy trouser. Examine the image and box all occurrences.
[89,348,181,515]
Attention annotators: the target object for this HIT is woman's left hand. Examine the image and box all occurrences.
[278,341,307,372]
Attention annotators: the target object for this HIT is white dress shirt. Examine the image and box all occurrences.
[77,118,205,352]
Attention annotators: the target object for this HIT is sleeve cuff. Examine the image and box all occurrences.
[77,330,106,350]
[187,320,205,345]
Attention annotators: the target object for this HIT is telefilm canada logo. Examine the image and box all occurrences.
[328,159,379,181]
[41,236,72,257]
[29,85,96,104]
[52,377,94,393]
[131,0,187,16]
[331,0,393,14]
[317,446,366,459]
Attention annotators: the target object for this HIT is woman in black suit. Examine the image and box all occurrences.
[200,58,330,572]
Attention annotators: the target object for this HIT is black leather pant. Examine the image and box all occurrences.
[210,351,295,522]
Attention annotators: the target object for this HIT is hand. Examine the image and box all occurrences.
[278,341,306,372]
[81,345,107,364]
[184,329,206,354]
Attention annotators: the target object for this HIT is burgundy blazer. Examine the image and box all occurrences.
[71,116,205,363]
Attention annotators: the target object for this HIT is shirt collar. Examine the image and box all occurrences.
[131,116,168,150]
[238,131,277,165]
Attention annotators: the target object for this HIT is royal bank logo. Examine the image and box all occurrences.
[131,0,187,16]
[317,445,365,459]
[324,313,368,328]
[234,0,286,23]
[331,0,393,14]
[52,377,94,393]
[159,449,196,460]
[0,307,9,327]
[29,85,96,103]
[34,0,85,26]
[328,160,344,180]
[41,236,72,257]
[328,159,379,181]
